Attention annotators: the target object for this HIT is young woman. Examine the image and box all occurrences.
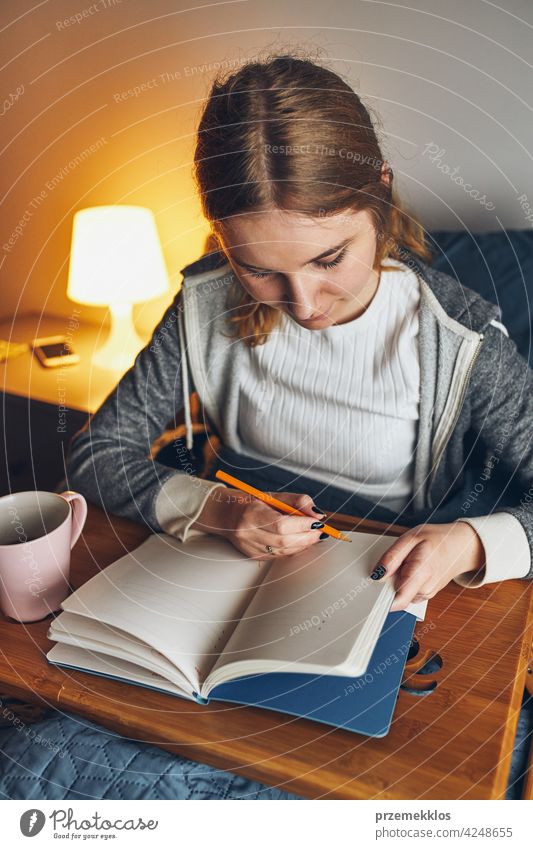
[66,55,533,612]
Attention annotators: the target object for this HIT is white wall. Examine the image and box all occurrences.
[1,0,532,329]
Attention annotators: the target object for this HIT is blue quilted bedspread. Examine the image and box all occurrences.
[2,695,532,799]
[1,693,532,799]
[0,708,301,800]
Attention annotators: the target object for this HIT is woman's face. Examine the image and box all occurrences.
[217,206,382,328]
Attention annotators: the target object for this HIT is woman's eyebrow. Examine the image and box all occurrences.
[230,234,355,272]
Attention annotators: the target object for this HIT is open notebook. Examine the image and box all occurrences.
[46,530,425,732]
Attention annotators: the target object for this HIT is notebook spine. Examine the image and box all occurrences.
[192,691,209,704]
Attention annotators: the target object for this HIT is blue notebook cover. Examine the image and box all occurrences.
[204,610,416,737]
[47,610,416,738]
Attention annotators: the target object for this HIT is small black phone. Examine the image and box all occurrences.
[32,335,80,368]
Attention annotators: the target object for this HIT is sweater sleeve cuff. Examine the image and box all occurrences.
[454,513,531,587]
[154,474,228,543]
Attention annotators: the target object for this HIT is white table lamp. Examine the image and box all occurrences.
[67,205,170,370]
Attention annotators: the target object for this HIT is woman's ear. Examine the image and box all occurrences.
[380,162,394,188]
[204,230,222,254]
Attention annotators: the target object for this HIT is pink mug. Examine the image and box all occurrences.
[0,490,87,623]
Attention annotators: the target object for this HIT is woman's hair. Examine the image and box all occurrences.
[194,53,432,347]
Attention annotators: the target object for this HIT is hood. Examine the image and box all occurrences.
[398,248,502,332]
[176,245,502,454]
[178,249,231,452]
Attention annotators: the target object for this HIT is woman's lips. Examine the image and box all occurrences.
[306,304,332,321]
[285,303,334,322]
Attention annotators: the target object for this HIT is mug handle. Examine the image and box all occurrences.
[59,491,88,549]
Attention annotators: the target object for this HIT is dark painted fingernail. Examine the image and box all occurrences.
[319,532,328,540]
[311,521,325,529]
[370,564,387,580]
[312,505,326,514]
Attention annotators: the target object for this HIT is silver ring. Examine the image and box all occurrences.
[266,544,274,555]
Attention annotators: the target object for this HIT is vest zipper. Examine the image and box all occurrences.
[427,331,484,507]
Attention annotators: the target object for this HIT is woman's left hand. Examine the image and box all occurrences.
[373,522,486,611]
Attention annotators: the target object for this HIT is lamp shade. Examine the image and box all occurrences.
[67,206,169,306]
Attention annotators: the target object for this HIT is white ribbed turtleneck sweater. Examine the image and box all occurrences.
[236,257,421,512]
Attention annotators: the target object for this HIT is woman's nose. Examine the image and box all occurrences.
[285,275,317,320]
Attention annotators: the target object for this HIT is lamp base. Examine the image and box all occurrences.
[93,302,145,371]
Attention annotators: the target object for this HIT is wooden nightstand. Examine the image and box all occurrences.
[0,313,137,495]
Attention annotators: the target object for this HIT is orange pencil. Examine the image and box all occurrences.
[214,469,351,542]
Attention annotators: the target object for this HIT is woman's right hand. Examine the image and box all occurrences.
[191,485,328,559]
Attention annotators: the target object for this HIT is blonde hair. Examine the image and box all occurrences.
[194,53,432,347]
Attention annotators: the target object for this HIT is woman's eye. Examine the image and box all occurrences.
[247,247,347,280]
[315,247,347,270]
